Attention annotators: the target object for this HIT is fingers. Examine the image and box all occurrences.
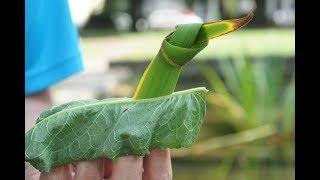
[25,162,41,180]
[70,163,77,177]
[74,159,104,180]
[103,158,113,178]
[111,156,143,180]
[40,165,73,180]
[36,152,170,180]
[142,149,172,180]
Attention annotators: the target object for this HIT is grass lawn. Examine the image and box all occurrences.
[80,28,295,62]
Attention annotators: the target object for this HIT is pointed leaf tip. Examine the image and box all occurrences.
[193,11,254,45]
[228,11,254,30]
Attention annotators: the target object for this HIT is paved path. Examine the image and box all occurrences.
[50,36,147,104]
[51,59,132,105]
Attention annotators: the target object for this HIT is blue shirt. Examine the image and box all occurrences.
[25,0,84,95]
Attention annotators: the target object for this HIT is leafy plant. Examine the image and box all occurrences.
[25,13,254,172]
[167,58,294,180]
[200,57,295,132]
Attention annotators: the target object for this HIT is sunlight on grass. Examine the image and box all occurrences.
[80,28,294,62]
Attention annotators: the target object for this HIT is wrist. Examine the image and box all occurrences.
[25,89,52,132]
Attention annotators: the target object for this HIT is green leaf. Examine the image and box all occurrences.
[25,87,208,172]
[281,75,295,133]
[133,13,253,99]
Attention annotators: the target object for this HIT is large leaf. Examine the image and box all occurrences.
[25,87,207,172]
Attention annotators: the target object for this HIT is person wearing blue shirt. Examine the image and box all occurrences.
[25,0,84,179]
[25,0,83,95]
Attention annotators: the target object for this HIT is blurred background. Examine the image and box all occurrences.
[53,0,295,179]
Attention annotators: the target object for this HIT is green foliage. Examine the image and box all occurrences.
[25,88,207,172]
[200,57,295,132]
[133,13,252,99]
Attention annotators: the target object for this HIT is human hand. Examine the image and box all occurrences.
[25,90,172,180]
[37,149,172,180]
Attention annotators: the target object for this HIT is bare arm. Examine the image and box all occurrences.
[25,90,52,180]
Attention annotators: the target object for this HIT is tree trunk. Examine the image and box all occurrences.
[254,0,268,26]
[129,0,142,31]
